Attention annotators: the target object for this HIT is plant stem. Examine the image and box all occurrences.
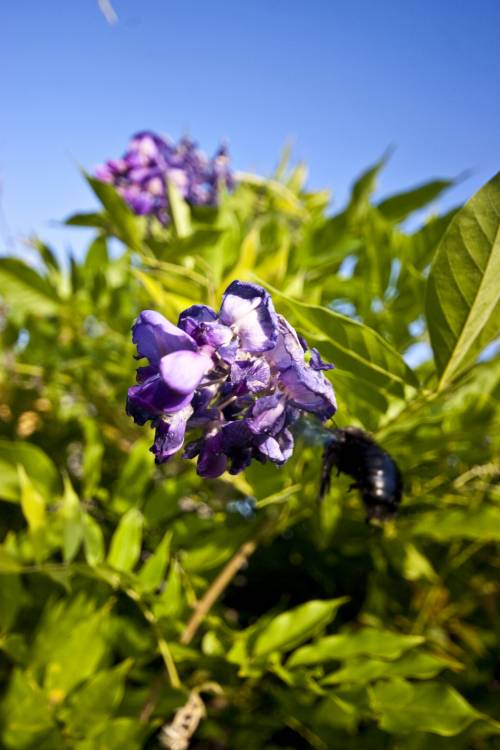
[180,538,258,645]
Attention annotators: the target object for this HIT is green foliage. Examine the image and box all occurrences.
[0,157,499,749]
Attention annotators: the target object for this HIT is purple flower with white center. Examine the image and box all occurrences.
[95,130,234,224]
[220,281,279,353]
[127,281,336,474]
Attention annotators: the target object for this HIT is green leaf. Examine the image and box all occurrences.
[167,180,192,238]
[111,439,153,513]
[107,508,143,572]
[322,650,459,686]
[251,598,348,659]
[137,530,172,592]
[31,594,109,697]
[153,559,185,619]
[83,236,109,275]
[85,175,143,251]
[18,465,46,531]
[82,514,105,567]
[377,179,453,223]
[81,418,104,497]
[0,440,60,503]
[265,284,418,395]
[74,718,143,750]
[0,575,26,631]
[347,153,389,221]
[61,476,83,563]
[369,678,493,736]
[287,628,424,668]
[411,505,500,542]
[0,548,22,573]
[62,660,132,736]
[0,258,59,316]
[426,171,500,388]
[65,211,109,229]
[0,669,56,749]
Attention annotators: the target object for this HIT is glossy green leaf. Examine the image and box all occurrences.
[426,171,500,388]
[288,628,424,668]
[251,598,348,658]
[107,508,143,572]
[369,678,491,736]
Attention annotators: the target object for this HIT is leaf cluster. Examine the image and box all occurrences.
[0,157,499,749]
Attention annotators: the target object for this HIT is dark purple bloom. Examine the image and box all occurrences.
[127,280,337,478]
[95,130,234,223]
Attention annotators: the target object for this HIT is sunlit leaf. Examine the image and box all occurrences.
[107,508,143,572]
[369,678,494,736]
[288,628,424,668]
[251,598,348,658]
[426,171,500,388]
[378,179,453,223]
[0,440,60,503]
[0,258,60,316]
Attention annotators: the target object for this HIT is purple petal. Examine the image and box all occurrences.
[219,281,278,353]
[151,408,192,464]
[310,347,335,371]
[279,364,337,421]
[248,394,286,435]
[265,315,305,370]
[256,436,284,463]
[126,375,192,423]
[256,426,294,465]
[128,131,170,163]
[230,359,271,394]
[218,338,239,364]
[197,434,228,478]
[121,187,156,215]
[178,305,218,336]
[159,350,212,394]
[133,310,197,365]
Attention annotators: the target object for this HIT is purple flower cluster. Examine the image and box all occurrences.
[95,131,234,223]
[127,281,336,478]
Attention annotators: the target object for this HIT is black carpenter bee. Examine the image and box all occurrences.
[320,427,403,521]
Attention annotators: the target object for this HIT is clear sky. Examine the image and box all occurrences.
[1,1,499,257]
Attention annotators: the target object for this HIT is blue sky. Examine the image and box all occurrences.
[1,1,499,257]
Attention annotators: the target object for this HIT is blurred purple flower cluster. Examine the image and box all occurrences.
[95,131,234,223]
[127,281,336,478]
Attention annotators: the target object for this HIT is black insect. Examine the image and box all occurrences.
[320,427,403,521]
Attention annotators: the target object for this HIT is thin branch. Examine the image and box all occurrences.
[180,538,258,645]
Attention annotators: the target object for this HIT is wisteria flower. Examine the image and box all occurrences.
[127,281,336,477]
[95,131,234,223]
